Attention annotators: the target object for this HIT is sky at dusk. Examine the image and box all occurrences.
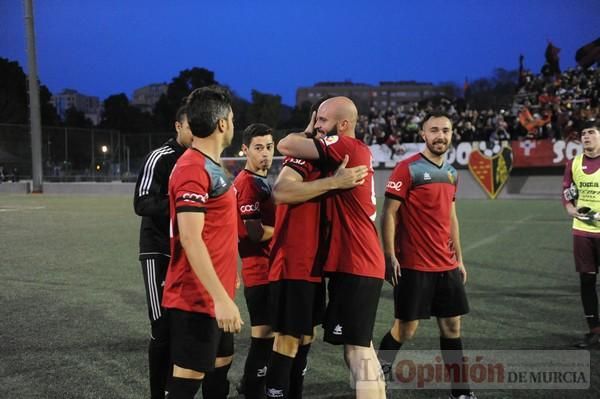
[1,0,598,106]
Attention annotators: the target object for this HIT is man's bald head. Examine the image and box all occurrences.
[315,96,358,136]
[321,96,358,124]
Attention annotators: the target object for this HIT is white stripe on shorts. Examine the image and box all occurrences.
[146,259,161,320]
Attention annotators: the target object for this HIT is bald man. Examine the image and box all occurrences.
[264,98,368,399]
[278,97,386,399]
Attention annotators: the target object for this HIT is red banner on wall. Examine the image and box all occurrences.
[373,139,582,169]
[511,140,583,168]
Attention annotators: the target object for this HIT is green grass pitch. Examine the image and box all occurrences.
[0,194,599,398]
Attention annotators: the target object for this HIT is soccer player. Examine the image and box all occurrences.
[377,111,476,399]
[563,119,600,348]
[162,86,243,399]
[233,123,276,398]
[277,96,386,399]
[265,109,369,399]
[133,104,192,399]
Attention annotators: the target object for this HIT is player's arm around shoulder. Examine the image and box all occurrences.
[272,165,317,205]
[178,211,243,333]
[272,157,367,205]
[277,133,321,160]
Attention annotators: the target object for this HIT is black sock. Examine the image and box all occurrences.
[378,331,403,368]
[580,273,599,330]
[149,338,170,399]
[289,344,311,399]
[166,376,202,399]
[149,316,170,399]
[242,337,274,399]
[440,337,470,397]
[202,363,231,399]
[265,351,294,399]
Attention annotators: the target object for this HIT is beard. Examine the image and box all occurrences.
[426,139,449,156]
[316,125,338,138]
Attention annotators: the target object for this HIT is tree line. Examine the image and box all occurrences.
[0,57,321,156]
[0,57,518,155]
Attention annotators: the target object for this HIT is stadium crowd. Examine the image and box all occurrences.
[358,65,600,159]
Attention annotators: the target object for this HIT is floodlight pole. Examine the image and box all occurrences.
[24,0,43,193]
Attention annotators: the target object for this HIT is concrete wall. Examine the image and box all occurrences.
[1,173,562,200]
[0,182,134,195]
[43,182,135,195]
[0,182,31,194]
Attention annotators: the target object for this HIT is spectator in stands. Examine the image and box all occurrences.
[359,61,598,164]
[385,133,404,160]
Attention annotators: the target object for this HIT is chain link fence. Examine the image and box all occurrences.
[0,124,177,182]
[0,124,299,183]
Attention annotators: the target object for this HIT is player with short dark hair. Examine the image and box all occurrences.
[264,102,369,399]
[563,119,600,348]
[162,85,242,399]
[377,112,476,399]
[133,103,192,399]
[277,96,386,399]
[233,123,276,398]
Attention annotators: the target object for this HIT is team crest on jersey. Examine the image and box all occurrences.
[468,145,513,199]
[447,171,455,184]
[322,135,339,146]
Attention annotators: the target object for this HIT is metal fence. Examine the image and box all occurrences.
[121,132,173,181]
[0,124,300,183]
[0,124,178,182]
[0,124,303,183]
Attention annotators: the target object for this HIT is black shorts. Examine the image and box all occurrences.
[140,255,169,322]
[573,235,600,273]
[394,267,469,321]
[244,284,270,326]
[168,309,234,373]
[323,272,383,347]
[269,280,326,337]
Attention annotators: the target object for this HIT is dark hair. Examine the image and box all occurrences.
[420,110,452,130]
[185,85,232,138]
[175,104,187,123]
[242,123,273,146]
[580,119,599,131]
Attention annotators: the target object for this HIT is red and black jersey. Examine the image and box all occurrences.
[385,153,459,272]
[162,148,237,316]
[314,135,385,279]
[233,169,276,287]
[268,157,328,283]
